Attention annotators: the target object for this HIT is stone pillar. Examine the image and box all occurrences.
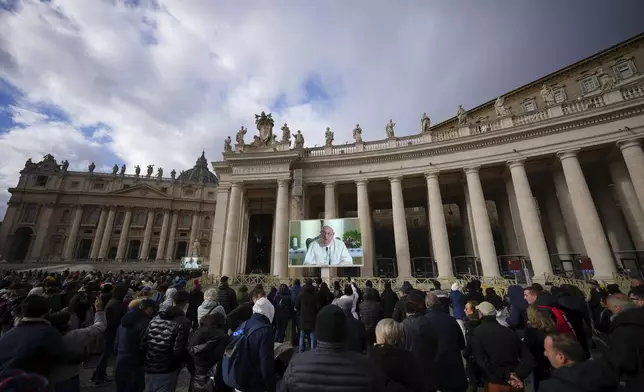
[139,210,155,259]
[208,188,230,275]
[188,212,200,254]
[89,208,108,259]
[324,182,336,219]
[508,160,553,278]
[30,204,55,259]
[459,192,478,258]
[222,183,243,277]
[98,207,116,258]
[156,210,171,261]
[0,203,20,256]
[115,208,133,261]
[542,186,574,258]
[389,176,412,278]
[238,210,250,274]
[273,179,290,277]
[62,205,84,260]
[356,179,375,276]
[425,171,454,278]
[610,161,644,251]
[505,175,529,257]
[165,211,179,261]
[553,170,586,255]
[464,167,500,276]
[496,192,519,255]
[618,139,644,212]
[557,150,616,278]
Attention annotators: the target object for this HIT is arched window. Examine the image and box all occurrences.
[23,205,38,223]
[60,209,70,224]
[154,213,163,227]
[203,216,211,229]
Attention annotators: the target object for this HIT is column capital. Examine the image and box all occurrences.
[424,170,440,180]
[230,181,243,189]
[355,179,369,187]
[506,158,526,169]
[323,181,336,188]
[388,176,403,184]
[463,166,480,175]
[617,138,642,151]
[277,178,291,188]
[556,149,580,161]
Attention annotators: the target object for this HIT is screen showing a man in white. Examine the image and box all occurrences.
[302,225,353,266]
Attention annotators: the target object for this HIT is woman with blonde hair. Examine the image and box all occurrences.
[366,318,423,392]
[523,305,556,390]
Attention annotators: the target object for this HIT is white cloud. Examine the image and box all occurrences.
[0,0,643,219]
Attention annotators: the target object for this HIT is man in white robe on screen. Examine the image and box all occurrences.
[303,225,353,266]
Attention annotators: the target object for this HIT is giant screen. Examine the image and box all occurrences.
[288,218,363,267]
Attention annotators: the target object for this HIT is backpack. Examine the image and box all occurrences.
[539,305,575,336]
[221,321,271,389]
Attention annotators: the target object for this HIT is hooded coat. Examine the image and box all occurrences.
[216,282,238,314]
[196,300,226,327]
[188,327,231,392]
[142,306,191,374]
[605,307,644,391]
[505,285,528,332]
[295,284,319,332]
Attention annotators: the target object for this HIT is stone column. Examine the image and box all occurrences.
[389,176,412,278]
[553,170,586,254]
[98,207,116,258]
[356,179,375,276]
[273,179,290,277]
[238,210,250,274]
[464,167,500,276]
[222,183,243,277]
[618,139,644,212]
[557,150,616,278]
[542,187,574,258]
[115,208,133,261]
[425,171,454,278]
[89,208,108,259]
[165,211,179,261]
[324,182,336,219]
[459,193,478,258]
[30,204,55,259]
[208,188,230,275]
[139,210,155,259]
[505,175,529,257]
[496,192,519,255]
[62,205,84,260]
[508,160,553,278]
[610,161,644,251]
[0,203,20,256]
[156,210,171,261]
[188,212,200,255]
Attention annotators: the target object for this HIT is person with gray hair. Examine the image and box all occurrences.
[196,288,225,327]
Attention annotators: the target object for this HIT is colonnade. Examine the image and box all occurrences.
[212,138,644,280]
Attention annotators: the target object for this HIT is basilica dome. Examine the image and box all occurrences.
[177,152,218,184]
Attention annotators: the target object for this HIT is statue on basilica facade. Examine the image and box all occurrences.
[235,126,247,146]
[120,164,126,176]
[495,96,511,117]
[112,164,118,175]
[191,239,201,257]
[281,123,291,145]
[254,111,275,147]
[135,165,141,177]
[146,164,154,178]
[421,113,431,133]
[353,124,363,143]
[25,158,33,168]
[600,73,615,92]
[157,167,163,179]
[324,127,334,147]
[457,105,469,125]
[88,162,95,173]
[385,119,396,138]
[61,160,69,172]
[170,169,176,179]
[541,84,556,107]
[224,136,232,152]
[294,130,305,149]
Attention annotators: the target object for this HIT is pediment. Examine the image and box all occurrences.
[110,184,169,198]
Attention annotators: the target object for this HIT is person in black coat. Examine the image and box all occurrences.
[462,300,482,392]
[273,284,293,343]
[424,293,468,392]
[187,284,204,329]
[188,313,231,392]
[226,287,265,332]
[400,291,439,391]
[551,285,591,359]
[336,295,367,353]
[114,299,156,392]
[359,288,383,347]
[367,318,423,392]
[93,284,128,384]
[295,279,319,352]
[216,276,238,314]
[317,282,334,309]
[380,281,398,319]
[278,305,384,392]
[392,281,414,322]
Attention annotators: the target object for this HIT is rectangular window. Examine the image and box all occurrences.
[93,182,105,190]
[184,189,194,197]
[522,99,537,112]
[581,76,599,93]
[35,176,48,187]
[553,88,566,104]
[207,191,215,198]
[161,187,168,193]
[614,62,635,80]
[70,181,79,189]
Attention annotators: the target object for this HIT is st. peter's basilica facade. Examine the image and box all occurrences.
[2,33,644,283]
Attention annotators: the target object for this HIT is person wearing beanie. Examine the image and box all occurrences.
[380,280,399,318]
[279,305,384,392]
[237,297,275,392]
[392,281,414,322]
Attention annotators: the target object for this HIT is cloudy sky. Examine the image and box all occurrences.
[1,0,643,219]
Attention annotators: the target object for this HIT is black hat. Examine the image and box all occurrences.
[315,305,348,343]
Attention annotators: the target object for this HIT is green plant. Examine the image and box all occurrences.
[342,230,362,248]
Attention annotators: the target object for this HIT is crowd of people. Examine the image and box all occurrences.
[0,268,643,392]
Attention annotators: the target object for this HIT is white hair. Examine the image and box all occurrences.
[203,288,217,302]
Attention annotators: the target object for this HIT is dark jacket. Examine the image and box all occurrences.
[425,308,468,392]
[605,307,644,391]
[555,292,591,358]
[401,312,439,391]
[142,305,191,374]
[278,341,384,392]
[367,344,423,392]
[506,285,528,331]
[316,287,334,309]
[538,360,618,392]
[105,297,127,335]
[188,327,231,392]
[274,288,294,326]
[295,284,318,332]
[115,308,151,368]
[187,288,204,325]
[244,313,276,392]
[216,282,238,314]
[360,290,384,338]
[226,302,253,332]
[380,288,398,318]
[392,296,407,322]
[343,308,367,354]
[471,317,535,385]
